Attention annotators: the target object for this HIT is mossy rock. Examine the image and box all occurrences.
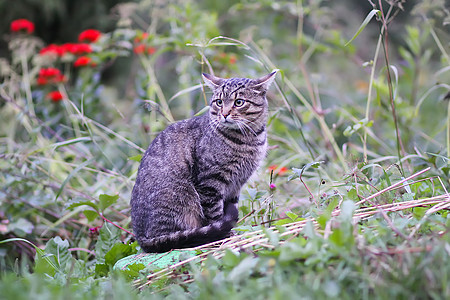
[113,250,198,271]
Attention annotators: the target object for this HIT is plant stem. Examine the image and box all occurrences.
[363,33,383,162]
[378,0,405,174]
[100,213,135,236]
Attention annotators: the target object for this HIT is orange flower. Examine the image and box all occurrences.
[268,165,278,172]
[78,29,101,43]
[268,165,289,176]
[10,19,35,34]
[278,167,288,176]
[47,91,64,102]
[229,54,237,64]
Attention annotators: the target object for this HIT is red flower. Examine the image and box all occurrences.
[133,44,156,55]
[37,77,48,85]
[39,67,61,78]
[134,32,149,43]
[10,19,35,34]
[40,44,65,57]
[74,56,93,67]
[78,29,101,43]
[133,44,146,54]
[36,68,66,85]
[47,91,64,102]
[63,43,93,55]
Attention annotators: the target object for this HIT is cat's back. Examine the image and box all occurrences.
[134,115,207,181]
[151,114,206,147]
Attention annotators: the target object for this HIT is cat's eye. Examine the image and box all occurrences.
[234,99,245,107]
[215,99,223,107]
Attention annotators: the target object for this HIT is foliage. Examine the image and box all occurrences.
[1,0,450,298]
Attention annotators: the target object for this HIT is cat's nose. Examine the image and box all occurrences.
[221,109,231,119]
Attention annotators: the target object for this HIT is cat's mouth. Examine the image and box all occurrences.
[219,116,240,129]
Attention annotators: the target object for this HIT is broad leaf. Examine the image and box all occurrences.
[99,194,119,211]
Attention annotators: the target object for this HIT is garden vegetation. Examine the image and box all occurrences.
[1,0,449,299]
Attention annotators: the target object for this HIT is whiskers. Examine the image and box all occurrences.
[207,118,221,133]
[208,115,262,139]
[236,119,257,137]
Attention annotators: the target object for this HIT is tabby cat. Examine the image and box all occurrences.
[131,71,277,253]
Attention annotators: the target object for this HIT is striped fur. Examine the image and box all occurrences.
[131,71,277,253]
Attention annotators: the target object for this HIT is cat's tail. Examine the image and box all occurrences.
[137,213,236,253]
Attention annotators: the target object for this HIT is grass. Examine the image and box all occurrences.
[1,0,450,298]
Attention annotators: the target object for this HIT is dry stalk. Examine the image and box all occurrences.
[135,182,449,289]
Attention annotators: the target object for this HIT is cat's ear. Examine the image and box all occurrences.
[251,70,278,91]
[202,73,223,90]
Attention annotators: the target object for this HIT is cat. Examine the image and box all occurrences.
[130,71,277,253]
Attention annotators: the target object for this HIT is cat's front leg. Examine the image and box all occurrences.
[201,195,224,224]
[223,199,239,223]
[195,183,225,223]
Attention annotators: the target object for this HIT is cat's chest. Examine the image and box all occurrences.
[195,134,266,188]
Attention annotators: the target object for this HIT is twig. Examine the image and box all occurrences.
[354,167,430,206]
[134,191,450,288]
[100,214,135,237]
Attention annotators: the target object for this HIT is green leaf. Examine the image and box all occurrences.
[222,249,240,268]
[67,200,99,212]
[329,228,344,246]
[317,198,339,229]
[227,256,258,282]
[119,263,146,280]
[44,237,71,270]
[302,221,317,239]
[274,218,295,226]
[83,210,99,222]
[339,200,356,221]
[95,263,109,277]
[347,188,359,201]
[285,211,299,221]
[95,222,121,265]
[128,154,142,162]
[104,242,138,267]
[170,84,203,101]
[194,105,211,116]
[279,237,318,262]
[55,158,94,201]
[0,238,58,274]
[345,9,380,46]
[34,237,71,277]
[51,137,92,150]
[8,218,34,236]
[289,161,324,181]
[263,227,279,246]
[99,194,119,211]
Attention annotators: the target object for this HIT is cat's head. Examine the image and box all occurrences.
[202,71,277,133]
